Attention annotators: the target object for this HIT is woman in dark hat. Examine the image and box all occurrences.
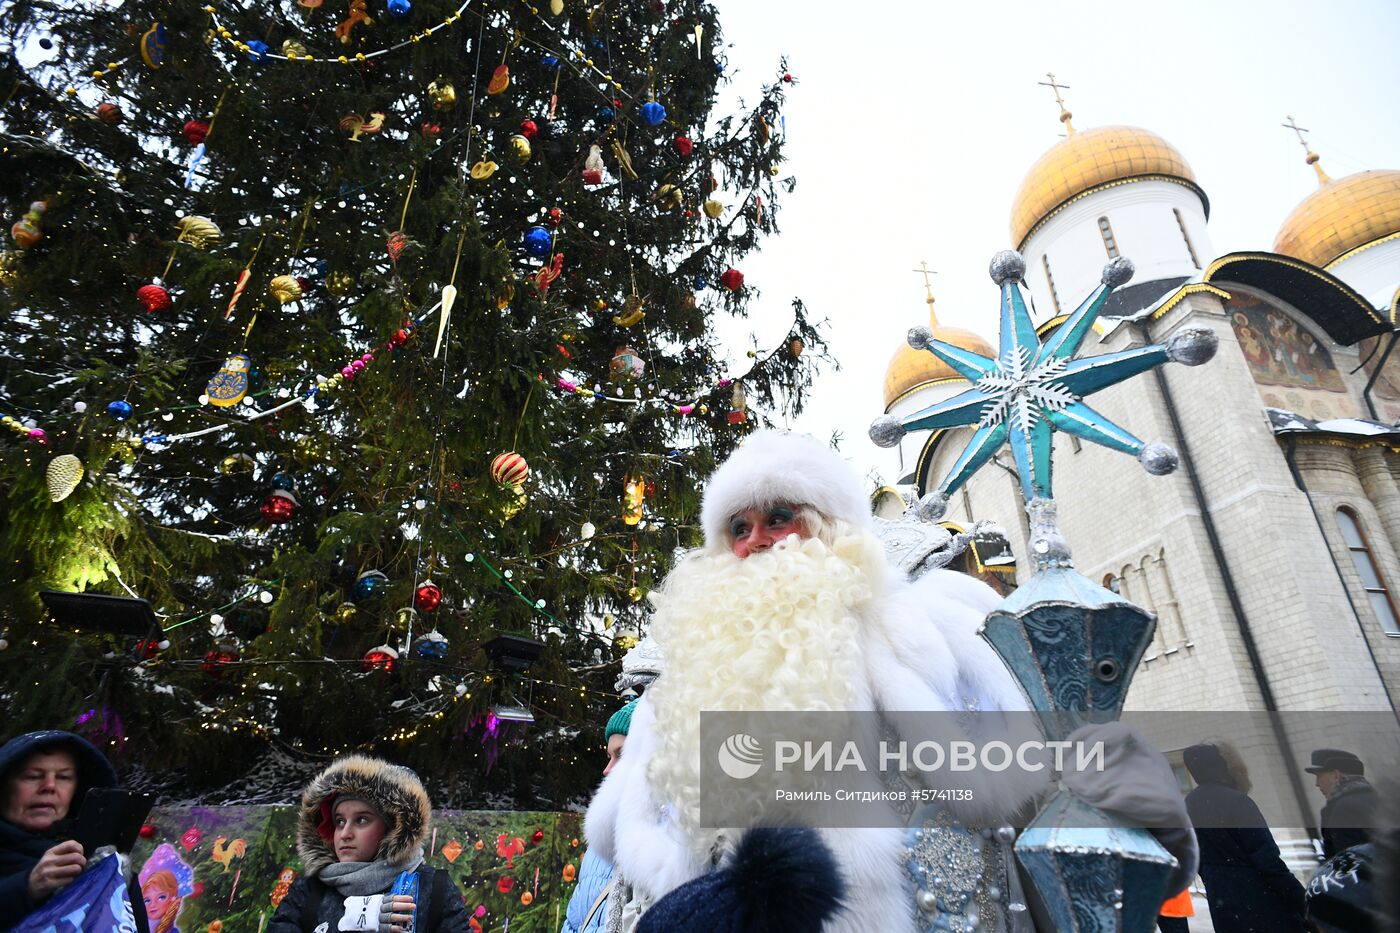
[0,730,120,928]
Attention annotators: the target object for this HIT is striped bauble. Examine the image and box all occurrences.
[490,452,529,487]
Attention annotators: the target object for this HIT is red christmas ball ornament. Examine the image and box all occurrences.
[673,135,694,156]
[421,122,441,139]
[260,490,298,524]
[295,275,313,293]
[719,268,744,291]
[136,639,163,660]
[519,119,539,139]
[182,119,210,146]
[547,207,563,227]
[782,72,794,83]
[137,283,172,313]
[490,452,529,488]
[531,829,544,845]
[496,876,514,894]
[362,644,399,672]
[414,581,443,613]
[201,645,240,677]
[139,824,156,839]
[96,102,123,125]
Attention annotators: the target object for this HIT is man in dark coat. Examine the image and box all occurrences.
[0,730,121,929]
[1184,742,1306,933]
[1306,749,1379,860]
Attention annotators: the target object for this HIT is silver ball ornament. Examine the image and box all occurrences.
[988,250,1026,285]
[1165,326,1219,366]
[1139,442,1179,475]
[906,325,932,350]
[917,491,949,521]
[1100,256,1135,288]
[868,415,905,449]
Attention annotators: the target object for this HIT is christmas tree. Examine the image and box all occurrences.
[0,0,825,806]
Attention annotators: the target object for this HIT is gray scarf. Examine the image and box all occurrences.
[318,851,424,897]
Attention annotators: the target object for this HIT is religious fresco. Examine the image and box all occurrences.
[1356,334,1400,422]
[1227,291,1351,421]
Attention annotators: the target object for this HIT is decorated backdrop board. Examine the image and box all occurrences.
[132,807,584,933]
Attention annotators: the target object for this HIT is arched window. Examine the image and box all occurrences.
[1173,208,1201,269]
[1336,508,1400,635]
[1097,216,1120,259]
[1042,254,1062,315]
[1103,573,1121,594]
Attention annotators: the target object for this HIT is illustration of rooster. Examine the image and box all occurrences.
[339,112,385,142]
[210,836,247,873]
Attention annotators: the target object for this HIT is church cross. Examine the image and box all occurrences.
[1282,114,1330,184]
[1038,72,1075,133]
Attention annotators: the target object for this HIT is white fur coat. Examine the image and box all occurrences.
[584,568,1047,933]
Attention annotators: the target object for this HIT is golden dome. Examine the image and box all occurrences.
[1010,125,1203,249]
[1273,169,1400,268]
[883,304,994,411]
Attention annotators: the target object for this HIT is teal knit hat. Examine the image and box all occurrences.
[605,699,638,741]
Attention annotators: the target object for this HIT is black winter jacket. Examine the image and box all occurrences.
[265,866,470,933]
[1183,744,1306,933]
[1320,776,1377,860]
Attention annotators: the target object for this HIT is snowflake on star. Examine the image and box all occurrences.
[870,250,1218,520]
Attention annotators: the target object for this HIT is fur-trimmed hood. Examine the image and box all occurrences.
[700,431,874,546]
[296,754,432,877]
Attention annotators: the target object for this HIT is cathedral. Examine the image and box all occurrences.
[874,87,1400,855]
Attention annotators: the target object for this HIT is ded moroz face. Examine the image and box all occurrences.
[333,798,388,862]
[727,503,809,559]
[2,749,79,833]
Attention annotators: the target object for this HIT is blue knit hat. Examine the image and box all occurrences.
[605,699,638,741]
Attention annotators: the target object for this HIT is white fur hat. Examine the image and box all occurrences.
[700,431,873,544]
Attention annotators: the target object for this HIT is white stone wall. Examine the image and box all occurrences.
[1325,237,1400,311]
[1019,180,1212,327]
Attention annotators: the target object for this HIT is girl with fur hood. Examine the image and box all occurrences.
[268,755,470,933]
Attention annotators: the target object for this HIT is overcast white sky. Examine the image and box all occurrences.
[708,0,1400,485]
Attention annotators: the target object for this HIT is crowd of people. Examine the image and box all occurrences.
[2,432,1391,932]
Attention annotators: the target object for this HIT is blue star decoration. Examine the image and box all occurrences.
[870,250,1218,520]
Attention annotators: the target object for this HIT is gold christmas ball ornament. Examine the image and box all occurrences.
[509,134,532,162]
[218,453,256,475]
[549,0,563,12]
[269,274,303,305]
[613,633,639,652]
[176,215,222,250]
[653,184,683,211]
[325,271,355,296]
[46,454,85,503]
[702,199,723,219]
[427,76,457,110]
[333,601,359,625]
[627,586,645,603]
[281,38,308,57]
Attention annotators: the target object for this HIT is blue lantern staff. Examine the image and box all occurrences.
[870,250,1219,933]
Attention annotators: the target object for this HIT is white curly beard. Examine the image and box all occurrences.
[644,531,887,842]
